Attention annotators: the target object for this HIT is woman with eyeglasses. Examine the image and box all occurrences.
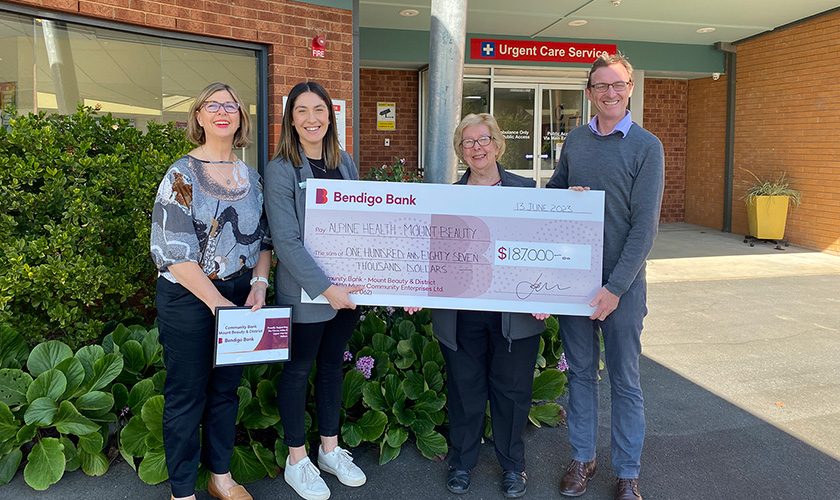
[407,113,548,499]
[264,81,366,500]
[151,82,271,500]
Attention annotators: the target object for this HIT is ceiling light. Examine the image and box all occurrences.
[568,20,588,27]
[611,0,621,6]
[399,9,419,17]
[696,27,716,34]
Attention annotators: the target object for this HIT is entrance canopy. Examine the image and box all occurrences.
[360,0,840,75]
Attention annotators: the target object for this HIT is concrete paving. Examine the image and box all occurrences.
[5,223,840,499]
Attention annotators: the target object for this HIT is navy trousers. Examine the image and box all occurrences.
[441,310,540,473]
[156,274,250,497]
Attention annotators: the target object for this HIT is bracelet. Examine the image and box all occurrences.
[249,276,269,286]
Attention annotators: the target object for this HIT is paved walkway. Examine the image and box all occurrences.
[7,223,840,499]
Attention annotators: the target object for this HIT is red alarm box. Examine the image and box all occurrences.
[312,36,325,58]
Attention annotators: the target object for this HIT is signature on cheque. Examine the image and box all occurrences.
[515,273,571,300]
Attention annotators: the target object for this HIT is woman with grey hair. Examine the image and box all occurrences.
[409,113,549,499]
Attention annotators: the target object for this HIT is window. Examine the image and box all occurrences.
[461,79,489,116]
[0,8,265,167]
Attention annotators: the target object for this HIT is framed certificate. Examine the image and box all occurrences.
[213,305,292,367]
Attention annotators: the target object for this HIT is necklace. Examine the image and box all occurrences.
[202,146,236,185]
[308,158,327,172]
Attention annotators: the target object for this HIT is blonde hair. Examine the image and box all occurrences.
[186,82,252,148]
[453,113,506,164]
[588,52,634,87]
[272,81,341,169]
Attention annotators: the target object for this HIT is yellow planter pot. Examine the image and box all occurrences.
[747,195,789,240]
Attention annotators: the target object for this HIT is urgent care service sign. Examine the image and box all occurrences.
[470,39,616,63]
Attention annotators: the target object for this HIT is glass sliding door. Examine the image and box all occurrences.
[492,84,537,174]
[491,83,586,186]
[538,86,586,186]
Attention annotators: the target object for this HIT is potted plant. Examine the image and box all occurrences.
[742,169,802,241]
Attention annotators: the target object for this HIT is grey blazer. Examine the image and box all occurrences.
[264,147,360,323]
[431,163,547,351]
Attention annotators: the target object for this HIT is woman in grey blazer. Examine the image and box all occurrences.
[264,81,366,500]
[411,114,549,499]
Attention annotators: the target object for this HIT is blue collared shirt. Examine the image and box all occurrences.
[588,110,632,137]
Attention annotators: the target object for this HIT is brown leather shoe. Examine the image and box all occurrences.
[559,459,596,497]
[207,478,253,500]
[615,478,642,500]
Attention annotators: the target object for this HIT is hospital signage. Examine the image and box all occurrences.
[470,39,616,63]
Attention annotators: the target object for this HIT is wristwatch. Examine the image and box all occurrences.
[249,276,269,286]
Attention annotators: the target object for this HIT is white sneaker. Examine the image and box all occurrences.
[318,445,367,487]
[284,456,331,500]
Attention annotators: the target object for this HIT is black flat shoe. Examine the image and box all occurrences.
[447,468,471,494]
[502,470,527,498]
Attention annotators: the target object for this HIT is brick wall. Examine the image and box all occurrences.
[358,68,419,177]
[642,78,687,222]
[731,10,840,254]
[685,75,728,229]
[10,0,354,153]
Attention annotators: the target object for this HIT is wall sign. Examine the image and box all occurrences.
[1,82,15,126]
[377,102,395,130]
[333,100,346,149]
[470,39,616,63]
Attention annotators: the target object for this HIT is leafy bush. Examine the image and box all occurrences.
[0,322,164,490]
[344,307,447,463]
[364,157,423,183]
[0,106,192,348]
[340,306,567,465]
[0,325,127,489]
[0,309,567,490]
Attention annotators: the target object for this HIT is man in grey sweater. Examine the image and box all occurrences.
[546,53,664,500]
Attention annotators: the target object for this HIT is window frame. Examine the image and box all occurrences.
[1,2,269,172]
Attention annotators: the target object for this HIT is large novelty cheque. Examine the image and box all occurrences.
[302,179,605,316]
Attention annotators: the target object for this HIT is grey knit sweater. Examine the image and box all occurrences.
[546,123,665,297]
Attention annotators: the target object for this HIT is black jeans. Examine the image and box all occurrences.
[277,309,360,447]
[441,310,540,472]
[156,274,250,498]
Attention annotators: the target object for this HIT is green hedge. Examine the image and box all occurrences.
[0,308,568,490]
[0,106,192,348]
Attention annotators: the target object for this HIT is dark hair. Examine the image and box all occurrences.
[272,81,341,169]
[186,82,251,148]
[587,52,634,88]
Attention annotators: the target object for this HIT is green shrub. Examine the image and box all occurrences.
[119,307,567,485]
[0,310,567,490]
[0,322,164,490]
[364,157,423,183]
[342,307,566,465]
[0,106,192,348]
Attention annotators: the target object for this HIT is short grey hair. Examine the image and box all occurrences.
[453,113,506,163]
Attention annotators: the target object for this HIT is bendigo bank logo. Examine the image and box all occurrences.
[324,190,416,207]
